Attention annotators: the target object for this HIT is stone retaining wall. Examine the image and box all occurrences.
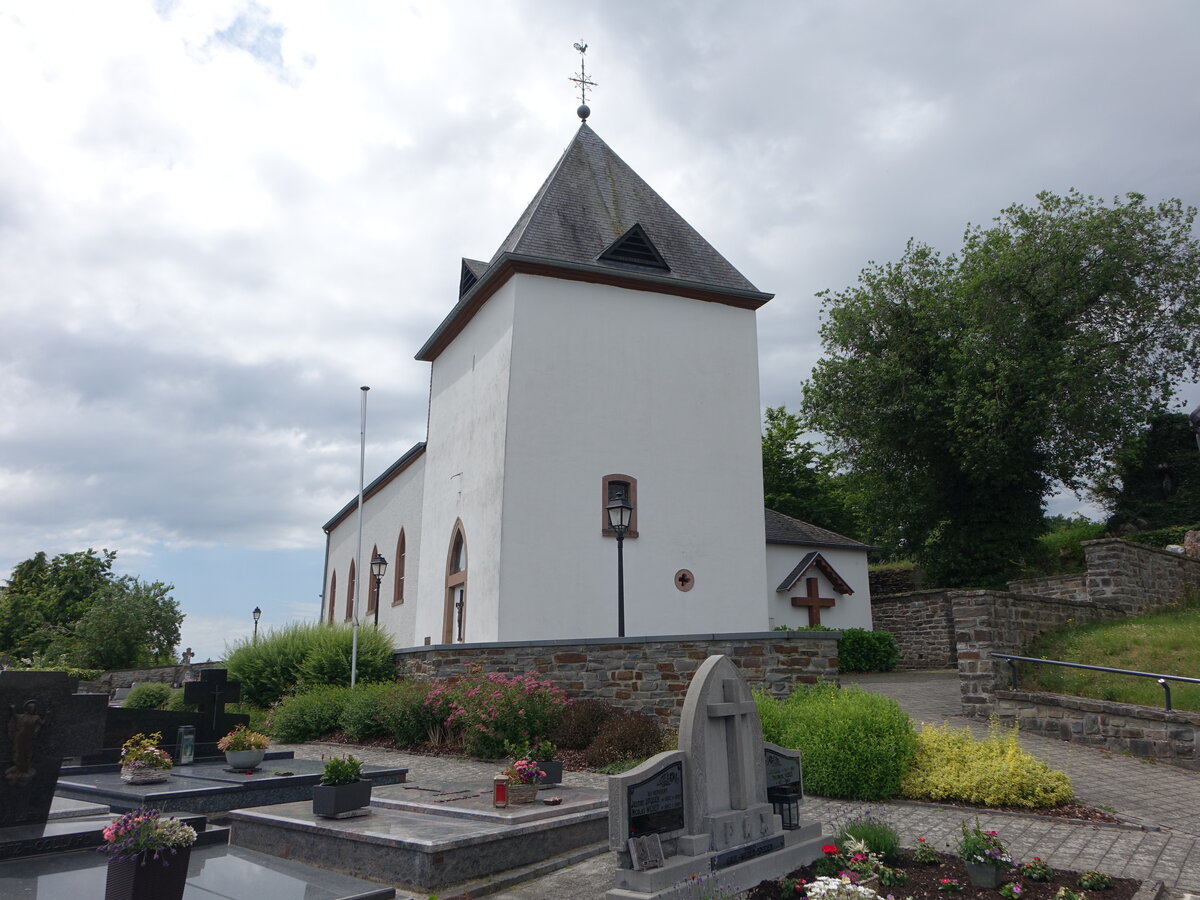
[393,632,840,727]
[870,590,956,669]
[994,689,1200,770]
[1082,538,1200,613]
[1005,573,1088,603]
[92,662,224,694]
[955,590,1125,716]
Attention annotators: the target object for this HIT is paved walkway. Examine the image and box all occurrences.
[278,671,1200,899]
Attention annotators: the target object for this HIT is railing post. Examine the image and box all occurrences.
[1158,678,1172,711]
[1007,658,1018,690]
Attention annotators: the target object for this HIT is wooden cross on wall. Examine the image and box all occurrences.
[182,668,241,733]
[791,577,836,626]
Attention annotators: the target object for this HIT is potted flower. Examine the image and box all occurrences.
[506,738,562,785]
[312,755,372,818]
[502,758,544,804]
[956,819,1012,888]
[217,724,270,770]
[118,733,173,784]
[99,808,196,900]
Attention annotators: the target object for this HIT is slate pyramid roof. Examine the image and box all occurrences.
[764,508,877,551]
[417,123,771,361]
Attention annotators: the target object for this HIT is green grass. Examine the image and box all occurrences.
[1021,596,1200,712]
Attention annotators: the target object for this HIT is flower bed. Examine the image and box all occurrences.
[743,849,1140,900]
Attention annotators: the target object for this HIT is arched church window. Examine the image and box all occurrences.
[393,530,406,605]
[443,521,467,643]
[328,571,337,623]
[366,545,379,616]
[345,559,356,622]
[601,474,639,538]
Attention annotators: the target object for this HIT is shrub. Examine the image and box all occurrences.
[268,685,355,743]
[583,709,665,768]
[337,682,394,743]
[123,683,173,709]
[375,680,438,746]
[320,754,363,786]
[755,683,916,800]
[1126,523,1200,549]
[837,629,900,673]
[900,721,1073,808]
[165,689,196,712]
[837,811,901,863]
[226,622,395,707]
[426,666,569,759]
[549,698,618,750]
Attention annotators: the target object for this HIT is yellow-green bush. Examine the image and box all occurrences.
[901,721,1073,808]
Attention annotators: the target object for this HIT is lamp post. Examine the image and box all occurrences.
[606,489,633,638]
[371,553,388,627]
[252,606,261,644]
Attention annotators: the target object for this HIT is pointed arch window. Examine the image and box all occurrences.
[345,559,356,622]
[366,545,380,615]
[443,521,467,644]
[392,529,407,605]
[328,571,337,623]
[601,474,638,538]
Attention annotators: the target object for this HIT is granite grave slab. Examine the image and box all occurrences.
[606,654,825,900]
[56,756,409,813]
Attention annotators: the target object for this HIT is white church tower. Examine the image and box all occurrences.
[323,117,826,648]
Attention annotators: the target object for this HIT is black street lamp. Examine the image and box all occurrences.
[371,553,388,627]
[252,606,261,643]
[606,489,633,637]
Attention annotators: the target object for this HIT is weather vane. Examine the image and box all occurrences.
[569,41,596,120]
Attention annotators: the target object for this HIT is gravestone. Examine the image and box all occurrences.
[0,671,106,828]
[607,655,823,900]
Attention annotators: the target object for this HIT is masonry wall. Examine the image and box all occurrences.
[994,689,1200,771]
[870,590,956,670]
[90,662,225,694]
[393,631,840,727]
[1082,538,1200,612]
[1004,573,1088,603]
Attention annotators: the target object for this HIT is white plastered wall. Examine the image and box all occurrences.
[497,275,769,639]
[412,282,517,646]
[324,452,425,650]
[764,544,873,631]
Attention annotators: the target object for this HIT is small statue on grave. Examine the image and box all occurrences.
[6,699,49,785]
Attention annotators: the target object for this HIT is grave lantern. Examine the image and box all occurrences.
[767,785,801,830]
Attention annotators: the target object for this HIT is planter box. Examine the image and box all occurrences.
[312,780,372,818]
[536,759,563,785]
[105,846,191,900]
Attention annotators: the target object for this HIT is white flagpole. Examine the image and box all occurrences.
[351,385,369,688]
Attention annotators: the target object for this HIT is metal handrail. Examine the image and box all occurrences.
[990,652,1200,711]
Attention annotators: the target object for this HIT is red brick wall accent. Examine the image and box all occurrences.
[870,590,956,669]
[393,633,840,728]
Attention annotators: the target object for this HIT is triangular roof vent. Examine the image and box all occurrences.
[598,223,670,272]
[459,258,488,297]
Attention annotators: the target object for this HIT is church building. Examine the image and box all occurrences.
[320,116,873,649]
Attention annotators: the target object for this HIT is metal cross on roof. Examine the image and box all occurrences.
[569,41,597,109]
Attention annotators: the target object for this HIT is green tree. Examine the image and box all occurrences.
[761,406,861,537]
[804,191,1200,588]
[1094,412,1200,530]
[0,549,182,667]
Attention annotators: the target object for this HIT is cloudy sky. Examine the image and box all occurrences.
[3,1,1199,661]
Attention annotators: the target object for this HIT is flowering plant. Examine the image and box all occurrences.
[1077,870,1112,890]
[1000,882,1024,899]
[99,808,196,862]
[120,732,172,772]
[504,759,545,785]
[938,878,964,893]
[956,818,1011,868]
[217,724,269,752]
[914,836,940,865]
[1021,858,1053,882]
[805,875,881,900]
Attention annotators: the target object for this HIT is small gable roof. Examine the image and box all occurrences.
[775,551,853,595]
[417,123,772,362]
[764,508,876,551]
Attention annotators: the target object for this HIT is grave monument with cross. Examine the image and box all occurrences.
[0,670,107,828]
[606,654,823,900]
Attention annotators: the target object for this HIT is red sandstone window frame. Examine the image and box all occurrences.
[392,529,406,606]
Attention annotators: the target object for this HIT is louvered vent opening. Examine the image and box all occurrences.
[459,262,479,297]
[598,224,670,271]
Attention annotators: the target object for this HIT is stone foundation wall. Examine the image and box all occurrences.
[994,689,1200,770]
[1005,573,1088,603]
[92,662,225,694]
[393,632,840,727]
[1083,538,1200,613]
[870,591,956,669]
[955,591,1125,717]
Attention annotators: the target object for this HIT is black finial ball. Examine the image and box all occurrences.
[577,104,590,121]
